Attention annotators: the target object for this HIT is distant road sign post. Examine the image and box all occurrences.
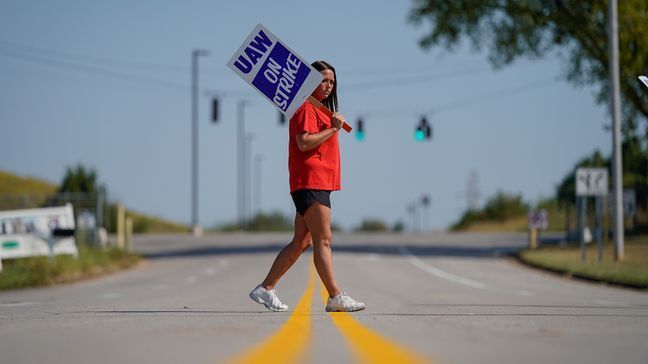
[528,209,548,250]
[575,168,608,262]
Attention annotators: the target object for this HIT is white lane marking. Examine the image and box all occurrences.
[398,246,487,289]
[101,292,120,299]
[516,290,535,297]
[186,276,197,284]
[155,284,168,291]
[220,259,229,267]
[204,267,216,276]
[593,299,627,306]
[0,301,38,307]
[365,253,380,261]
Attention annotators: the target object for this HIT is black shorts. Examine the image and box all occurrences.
[291,189,331,216]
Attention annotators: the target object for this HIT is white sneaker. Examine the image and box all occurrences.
[249,284,289,312]
[325,291,365,312]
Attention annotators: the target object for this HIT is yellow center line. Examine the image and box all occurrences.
[320,281,434,364]
[224,265,315,364]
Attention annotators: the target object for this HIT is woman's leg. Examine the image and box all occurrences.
[261,213,312,290]
[303,203,341,298]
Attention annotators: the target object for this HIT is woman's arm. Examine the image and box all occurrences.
[295,113,345,152]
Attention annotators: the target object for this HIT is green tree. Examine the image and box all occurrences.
[409,0,648,138]
[482,191,529,220]
[450,191,529,230]
[58,164,98,193]
[246,212,293,231]
[392,220,405,233]
[356,219,388,232]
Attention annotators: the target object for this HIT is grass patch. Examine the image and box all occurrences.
[519,235,648,289]
[462,216,529,232]
[0,245,140,290]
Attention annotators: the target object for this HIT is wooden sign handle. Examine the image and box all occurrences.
[307,96,352,133]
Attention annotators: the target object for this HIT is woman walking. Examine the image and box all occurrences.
[249,60,365,313]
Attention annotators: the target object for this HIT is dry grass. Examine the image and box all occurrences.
[520,235,648,289]
[0,245,140,290]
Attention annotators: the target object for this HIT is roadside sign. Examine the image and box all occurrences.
[0,204,78,271]
[227,24,323,120]
[624,190,636,218]
[528,209,548,230]
[607,189,637,218]
[575,168,608,196]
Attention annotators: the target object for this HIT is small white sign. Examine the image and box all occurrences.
[576,168,608,196]
[528,209,548,230]
[227,24,323,120]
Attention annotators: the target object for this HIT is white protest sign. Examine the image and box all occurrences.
[227,24,323,120]
[639,75,648,89]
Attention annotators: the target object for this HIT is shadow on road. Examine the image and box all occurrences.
[142,243,525,260]
[79,305,648,318]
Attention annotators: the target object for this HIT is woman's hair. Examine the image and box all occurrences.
[311,60,338,113]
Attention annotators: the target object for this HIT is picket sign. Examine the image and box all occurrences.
[639,75,648,88]
[227,24,351,132]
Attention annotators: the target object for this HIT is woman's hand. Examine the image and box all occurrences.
[331,113,345,131]
[296,113,346,151]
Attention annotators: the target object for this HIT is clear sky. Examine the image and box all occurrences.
[0,0,613,231]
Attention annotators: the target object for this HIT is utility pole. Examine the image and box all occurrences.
[254,155,263,217]
[244,133,254,227]
[407,204,416,234]
[237,100,249,229]
[191,49,208,236]
[608,0,624,260]
[467,169,480,211]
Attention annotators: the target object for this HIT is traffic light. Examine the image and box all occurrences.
[415,126,425,141]
[278,111,286,125]
[425,123,433,140]
[415,116,432,141]
[356,118,365,141]
[211,98,219,122]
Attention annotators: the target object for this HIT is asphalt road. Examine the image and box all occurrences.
[1,232,647,364]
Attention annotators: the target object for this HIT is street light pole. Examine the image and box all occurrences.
[245,133,254,227]
[191,49,208,236]
[254,155,262,217]
[608,0,624,260]
[237,100,249,229]
[244,133,254,227]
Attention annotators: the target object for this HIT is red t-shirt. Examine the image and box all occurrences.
[288,102,341,193]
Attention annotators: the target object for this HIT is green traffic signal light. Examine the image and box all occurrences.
[415,128,425,141]
[356,118,365,141]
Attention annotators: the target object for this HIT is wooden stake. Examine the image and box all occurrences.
[307,96,352,132]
